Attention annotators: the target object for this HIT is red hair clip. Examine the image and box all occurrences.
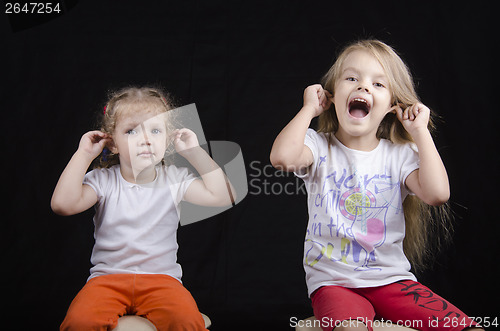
[103,105,107,115]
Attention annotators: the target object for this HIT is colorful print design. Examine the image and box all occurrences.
[305,159,404,271]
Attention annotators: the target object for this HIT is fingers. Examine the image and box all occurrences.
[322,90,333,109]
[98,135,112,146]
[317,88,332,110]
[394,104,421,122]
[304,84,322,98]
[79,131,112,157]
[318,89,327,108]
[408,104,421,121]
[393,104,404,122]
[172,128,195,140]
[91,132,111,152]
[303,84,332,116]
[172,129,200,150]
[84,130,111,144]
[172,128,201,156]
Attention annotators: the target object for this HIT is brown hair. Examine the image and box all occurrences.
[320,40,451,272]
[96,87,176,168]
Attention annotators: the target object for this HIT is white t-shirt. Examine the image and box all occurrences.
[83,164,196,282]
[295,129,420,295]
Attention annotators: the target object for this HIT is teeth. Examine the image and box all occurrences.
[353,98,367,103]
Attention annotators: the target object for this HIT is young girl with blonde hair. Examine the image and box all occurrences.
[271,40,481,331]
[52,87,233,330]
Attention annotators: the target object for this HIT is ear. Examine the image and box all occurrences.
[327,90,335,105]
[108,139,118,154]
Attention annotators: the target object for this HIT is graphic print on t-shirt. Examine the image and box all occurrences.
[304,161,403,272]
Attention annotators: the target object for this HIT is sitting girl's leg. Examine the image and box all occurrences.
[311,285,376,331]
[60,274,133,331]
[364,280,482,331]
[133,274,207,331]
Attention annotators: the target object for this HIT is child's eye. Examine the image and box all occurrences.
[374,82,385,88]
[126,129,137,135]
[346,77,357,82]
[151,129,161,134]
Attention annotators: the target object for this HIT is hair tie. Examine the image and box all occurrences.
[103,105,107,114]
[102,147,110,161]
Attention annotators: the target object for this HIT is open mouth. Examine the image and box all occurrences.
[348,98,371,119]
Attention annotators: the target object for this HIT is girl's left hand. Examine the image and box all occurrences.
[173,128,200,156]
[394,103,430,136]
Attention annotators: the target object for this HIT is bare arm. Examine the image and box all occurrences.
[397,104,450,206]
[51,131,110,215]
[270,84,331,172]
[174,129,235,207]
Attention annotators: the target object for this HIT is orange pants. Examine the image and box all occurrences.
[60,274,207,331]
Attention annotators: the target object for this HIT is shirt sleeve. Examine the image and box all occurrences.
[166,165,197,205]
[400,143,420,194]
[83,168,104,201]
[294,128,320,180]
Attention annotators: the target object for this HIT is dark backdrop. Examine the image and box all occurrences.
[2,1,497,330]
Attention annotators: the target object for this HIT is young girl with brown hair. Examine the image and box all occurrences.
[52,87,233,330]
[271,40,481,331]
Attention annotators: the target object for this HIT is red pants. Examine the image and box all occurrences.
[60,274,207,331]
[311,280,481,331]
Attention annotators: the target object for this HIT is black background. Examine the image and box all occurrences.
[2,1,498,330]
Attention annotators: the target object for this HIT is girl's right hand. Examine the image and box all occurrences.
[78,131,111,159]
[303,84,332,117]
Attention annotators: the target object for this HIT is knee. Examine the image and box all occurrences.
[172,312,204,328]
[60,305,119,331]
[60,312,110,331]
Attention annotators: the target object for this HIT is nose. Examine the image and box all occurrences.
[141,134,152,146]
[140,124,151,146]
[141,136,151,146]
[357,82,370,93]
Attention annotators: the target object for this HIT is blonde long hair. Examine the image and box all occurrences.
[96,87,176,168]
[320,40,452,272]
